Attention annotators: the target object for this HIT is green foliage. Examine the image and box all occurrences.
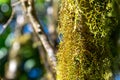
[18,36,45,79]
[0,0,9,4]
[0,0,12,24]
[0,27,10,77]
[110,0,120,75]
[57,0,118,80]
[0,27,10,48]
[35,0,45,4]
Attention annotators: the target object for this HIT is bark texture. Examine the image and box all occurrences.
[57,0,118,80]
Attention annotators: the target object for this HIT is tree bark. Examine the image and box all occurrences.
[57,0,118,80]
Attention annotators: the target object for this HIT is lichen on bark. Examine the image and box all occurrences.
[57,0,118,80]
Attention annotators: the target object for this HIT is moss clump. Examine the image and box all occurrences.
[57,0,118,80]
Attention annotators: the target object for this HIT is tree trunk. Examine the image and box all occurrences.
[57,0,118,80]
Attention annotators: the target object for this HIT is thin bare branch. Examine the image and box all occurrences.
[11,0,27,7]
[0,10,15,35]
[20,0,56,79]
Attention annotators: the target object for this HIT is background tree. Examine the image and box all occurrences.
[0,0,58,79]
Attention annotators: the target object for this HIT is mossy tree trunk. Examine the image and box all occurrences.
[57,0,118,80]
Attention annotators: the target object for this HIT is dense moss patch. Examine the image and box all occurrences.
[57,0,118,80]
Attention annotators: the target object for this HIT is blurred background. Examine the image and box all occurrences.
[0,0,59,80]
[1,0,120,80]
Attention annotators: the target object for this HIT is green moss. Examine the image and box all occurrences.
[57,0,118,80]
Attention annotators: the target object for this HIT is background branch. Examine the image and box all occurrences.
[20,0,56,79]
[0,10,15,35]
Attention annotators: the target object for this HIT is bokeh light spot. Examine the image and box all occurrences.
[23,24,33,34]
[24,59,35,72]
[28,68,42,78]
[5,32,15,47]
[8,60,17,73]
[0,24,3,34]
[1,4,9,13]
[17,15,24,24]
[47,7,53,15]
[115,73,120,80]
[0,47,7,59]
